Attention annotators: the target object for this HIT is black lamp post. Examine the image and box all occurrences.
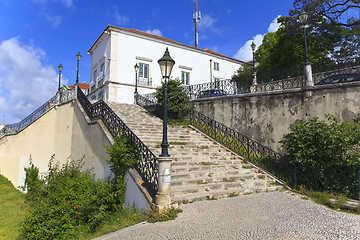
[58,63,63,92]
[250,41,257,85]
[158,48,175,157]
[134,63,139,103]
[299,10,310,64]
[76,52,82,84]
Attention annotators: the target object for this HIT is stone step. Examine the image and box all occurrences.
[106,102,283,204]
[172,185,282,203]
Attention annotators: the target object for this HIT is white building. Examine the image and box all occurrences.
[87,25,244,103]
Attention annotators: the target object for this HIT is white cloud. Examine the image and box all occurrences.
[145,29,162,36]
[0,38,58,123]
[33,0,74,8]
[233,16,281,62]
[233,34,264,62]
[268,15,281,33]
[198,14,220,34]
[45,14,62,28]
[114,10,129,26]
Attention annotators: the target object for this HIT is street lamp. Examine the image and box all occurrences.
[134,63,139,103]
[250,41,257,85]
[158,48,175,157]
[76,52,82,84]
[299,10,314,88]
[299,10,310,64]
[58,63,63,92]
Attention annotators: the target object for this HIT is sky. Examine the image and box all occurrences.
[0,0,294,124]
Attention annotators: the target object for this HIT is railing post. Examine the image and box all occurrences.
[358,168,360,200]
[247,138,250,160]
[213,120,217,140]
[155,156,172,208]
[294,163,297,189]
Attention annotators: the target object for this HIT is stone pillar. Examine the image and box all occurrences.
[303,62,314,88]
[155,156,172,207]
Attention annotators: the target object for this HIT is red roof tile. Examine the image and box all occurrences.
[88,25,244,64]
[68,83,90,90]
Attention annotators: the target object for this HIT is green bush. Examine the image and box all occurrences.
[280,115,360,197]
[20,137,137,239]
[154,78,193,120]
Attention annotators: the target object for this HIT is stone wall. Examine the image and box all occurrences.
[0,100,112,188]
[191,82,360,153]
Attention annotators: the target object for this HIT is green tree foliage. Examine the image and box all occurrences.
[280,115,360,197]
[231,64,253,91]
[255,16,344,76]
[154,78,192,120]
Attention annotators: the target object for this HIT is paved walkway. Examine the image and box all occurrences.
[94,192,360,240]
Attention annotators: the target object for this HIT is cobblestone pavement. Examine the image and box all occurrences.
[94,191,360,240]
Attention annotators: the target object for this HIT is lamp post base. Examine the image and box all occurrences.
[155,156,172,207]
[303,62,314,88]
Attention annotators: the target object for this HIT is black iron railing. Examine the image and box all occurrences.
[252,76,304,92]
[185,109,284,164]
[137,93,157,107]
[183,79,240,100]
[77,87,158,193]
[0,94,58,139]
[0,88,77,139]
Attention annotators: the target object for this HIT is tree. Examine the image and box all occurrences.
[291,0,360,28]
[154,78,192,120]
[231,64,253,90]
[255,16,342,77]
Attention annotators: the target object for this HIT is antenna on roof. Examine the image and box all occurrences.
[193,0,201,48]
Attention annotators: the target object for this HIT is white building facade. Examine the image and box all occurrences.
[87,25,244,103]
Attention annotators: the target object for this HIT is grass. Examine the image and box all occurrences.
[170,142,187,146]
[199,162,218,166]
[223,178,237,183]
[297,186,360,214]
[0,175,26,240]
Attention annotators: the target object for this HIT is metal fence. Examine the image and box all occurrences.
[77,87,159,193]
[0,88,76,139]
[0,94,58,139]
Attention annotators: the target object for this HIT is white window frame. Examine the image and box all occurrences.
[181,71,190,85]
[214,62,220,71]
[138,63,151,86]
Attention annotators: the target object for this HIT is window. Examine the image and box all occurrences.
[98,90,103,100]
[91,70,97,91]
[138,63,151,86]
[91,95,96,100]
[214,62,220,71]
[100,63,105,78]
[181,71,190,85]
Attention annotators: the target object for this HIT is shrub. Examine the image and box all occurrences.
[21,136,137,239]
[280,115,360,197]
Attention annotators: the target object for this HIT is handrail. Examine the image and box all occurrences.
[185,109,283,163]
[0,94,58,139]
[0,88,76,139]
[77,86,158,193]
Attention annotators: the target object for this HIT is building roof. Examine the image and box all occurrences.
[88,25,245,65]
[68,82,90,90]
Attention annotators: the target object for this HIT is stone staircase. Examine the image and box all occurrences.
[107,102,282,203]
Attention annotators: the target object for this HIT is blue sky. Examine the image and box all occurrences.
[0,0,294,124]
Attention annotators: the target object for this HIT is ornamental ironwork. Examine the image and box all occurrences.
[0,94,58,139]
[77,86,158,193]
